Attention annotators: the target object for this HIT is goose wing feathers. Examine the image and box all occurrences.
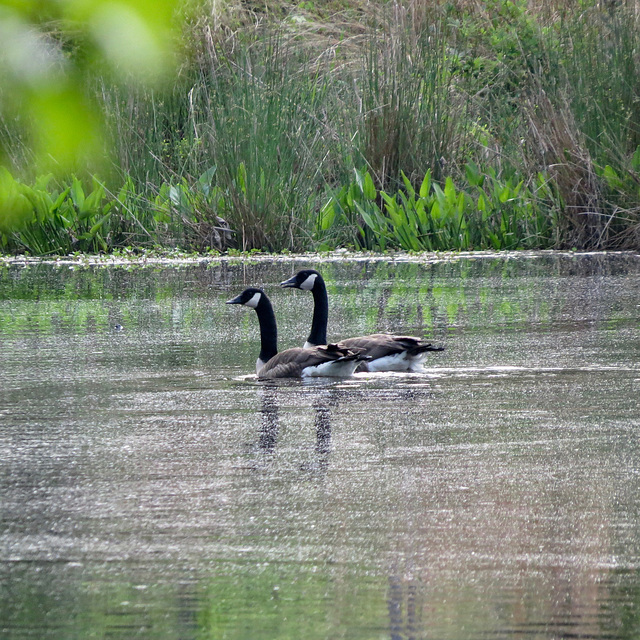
[258,344,368,379]
[339,334,444,361]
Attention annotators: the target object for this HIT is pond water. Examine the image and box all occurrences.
[1,252,639,639]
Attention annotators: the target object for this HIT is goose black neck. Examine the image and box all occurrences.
[308,276,328,346]
[255,296,278,363]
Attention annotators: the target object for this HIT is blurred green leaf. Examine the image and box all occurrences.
[0,168,34,235]
[0,0,179,172]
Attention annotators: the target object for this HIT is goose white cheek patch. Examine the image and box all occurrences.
[300,273,317,290]
[245,292,262,308]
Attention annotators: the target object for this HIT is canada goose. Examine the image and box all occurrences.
[280,270,444,372]
[226,287,368,379]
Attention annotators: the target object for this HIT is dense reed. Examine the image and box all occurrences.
[1,0,638,254]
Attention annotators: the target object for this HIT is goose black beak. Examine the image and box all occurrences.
[226,294,243,305]
[280,276,298,288]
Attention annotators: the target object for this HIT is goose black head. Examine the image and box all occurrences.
[280,269,320,291]
[226,287,264,309]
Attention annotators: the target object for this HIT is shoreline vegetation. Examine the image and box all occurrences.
[2,248,638,269]
[1,0,639,256]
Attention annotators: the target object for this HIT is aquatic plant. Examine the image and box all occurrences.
[153,168,233,251]
[318,165,555,251]
[0,169,114,254]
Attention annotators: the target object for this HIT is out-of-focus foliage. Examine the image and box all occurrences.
[0,0,178,172]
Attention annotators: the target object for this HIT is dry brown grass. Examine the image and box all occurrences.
[524,92,636,249]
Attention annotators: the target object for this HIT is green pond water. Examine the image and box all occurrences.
[1,252,639,639]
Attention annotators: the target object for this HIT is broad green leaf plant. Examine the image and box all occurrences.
[320,165,554,251]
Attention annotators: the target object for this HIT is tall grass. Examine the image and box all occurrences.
[352,4,466,191]
[100,32,336,251]
[518,5,640,248]
[193,35,332,250]
[559,6,640,247]
[452,0,640,249]
[1,0,639,254]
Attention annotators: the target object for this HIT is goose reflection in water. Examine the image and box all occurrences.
[258,383,280,453]
[255,382,338,476]
[388,575,419,640]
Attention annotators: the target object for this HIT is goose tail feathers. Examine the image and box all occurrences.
[409,343,445,355]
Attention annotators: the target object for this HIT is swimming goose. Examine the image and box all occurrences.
[280,270,444,372]
[226,287,368,379]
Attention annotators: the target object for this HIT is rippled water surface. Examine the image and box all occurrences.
[1,252,640,639]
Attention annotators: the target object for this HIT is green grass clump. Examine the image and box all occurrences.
[318,165,557,251]
[0,169,115,255]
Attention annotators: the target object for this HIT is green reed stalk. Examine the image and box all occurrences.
[351,5,467,191]
[188,33,331,251]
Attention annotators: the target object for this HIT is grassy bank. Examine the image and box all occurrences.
[1,0,639,255]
